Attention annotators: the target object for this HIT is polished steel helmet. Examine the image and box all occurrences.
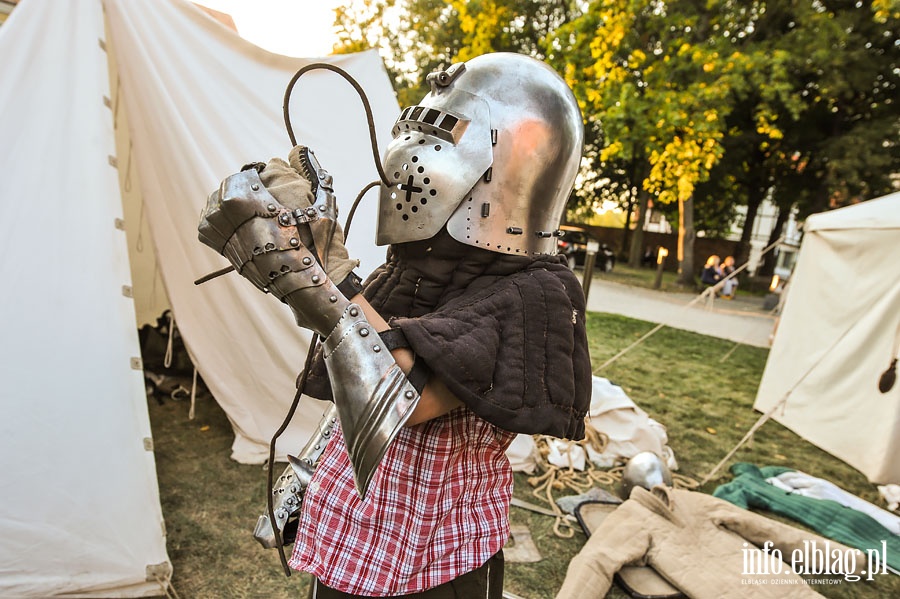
[619,451,674,500]
[377,52,584,256]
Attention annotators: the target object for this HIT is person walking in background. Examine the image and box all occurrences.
[720,255,738,299]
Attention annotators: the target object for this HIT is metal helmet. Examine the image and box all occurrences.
[618,451,673,500]
[377,52,584,256]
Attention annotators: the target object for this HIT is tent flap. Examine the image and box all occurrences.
[103,0,399,464]
[0,0,400,595]
[0,0,170,596]
[755,192,900,485]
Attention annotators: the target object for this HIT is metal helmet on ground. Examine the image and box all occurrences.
[377,52,584,256]
[619,451,674,500]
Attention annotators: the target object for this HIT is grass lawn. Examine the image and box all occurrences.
[148,311,898,598]
[590,262,772,297]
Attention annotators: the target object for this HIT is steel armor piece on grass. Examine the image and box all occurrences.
[378,52,584,256]
[619,451,674,500]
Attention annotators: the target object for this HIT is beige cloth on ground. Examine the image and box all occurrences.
[258,152,358,286]
[557,486,864,599]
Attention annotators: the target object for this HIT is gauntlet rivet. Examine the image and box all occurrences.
[302,257,312,266]
[359,328,369,337]
[290,238,299,247]
[251,184,259,191]
[311,275,321,284]
[405,390,415,399]
[349,307,360,317]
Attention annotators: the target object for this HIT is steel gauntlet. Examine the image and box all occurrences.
[199,161,422,498]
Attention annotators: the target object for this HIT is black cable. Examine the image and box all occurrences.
[344,180,380,238]
[266,64,389,578]
[283,63,390,186]
[267,333,321,577]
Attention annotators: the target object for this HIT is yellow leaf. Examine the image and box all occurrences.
[706,427,717,435]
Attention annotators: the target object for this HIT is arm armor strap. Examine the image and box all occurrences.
[322,303,422,498]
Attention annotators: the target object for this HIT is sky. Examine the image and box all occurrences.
[193,0,343,57]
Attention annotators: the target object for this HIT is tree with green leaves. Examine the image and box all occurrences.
[693,0,900,268]
[550,0,800,285]
[332,1,899,286]
[333,0,579,105]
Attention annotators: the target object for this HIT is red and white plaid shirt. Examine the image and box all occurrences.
[289,407,515,596]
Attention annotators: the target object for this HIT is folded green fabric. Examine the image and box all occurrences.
[714,462,900,570]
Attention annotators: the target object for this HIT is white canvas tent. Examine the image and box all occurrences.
[0,0,399,596]
[754,191,900,485]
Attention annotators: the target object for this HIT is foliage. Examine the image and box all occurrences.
[331,1,900,237]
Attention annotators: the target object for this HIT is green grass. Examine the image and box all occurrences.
[589,263,771,298]
[590,262,688,292]
[148,312,899,598]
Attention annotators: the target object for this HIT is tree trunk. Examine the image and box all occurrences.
[627,187,650,268]
[621,152,641,257]
[758,206,789,278]
[675,196,696,288]
[620,195,635,257]
[736,187,765,267]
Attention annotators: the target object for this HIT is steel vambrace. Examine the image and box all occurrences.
[273,260,423,499]
[321,302,422,498]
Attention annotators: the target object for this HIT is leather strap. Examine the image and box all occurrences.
[336,271,363,299]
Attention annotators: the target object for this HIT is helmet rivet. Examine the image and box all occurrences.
[359,328,369,337]
[267,204,277,212]
[290,238,299,247]
[405,390,415,399]
[251,184,260,191]
[373,345,381,353]
[329,295,338,303]
[311,275,320,284]
[349,307,359,317]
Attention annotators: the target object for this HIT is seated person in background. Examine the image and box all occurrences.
[720,255,738,299]
[700,255,723,292]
